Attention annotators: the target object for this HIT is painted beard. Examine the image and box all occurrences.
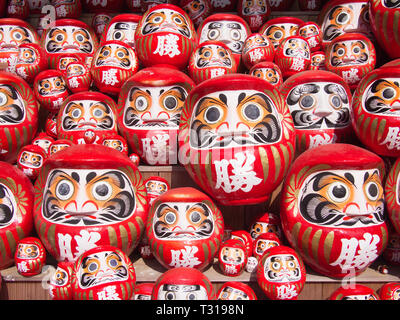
[264,255,301,282]
[298,169,385,227]
[124,111,181,129]
[384,0,400,7]
[195,46,232,68]
[79,251,128,288]
[363,79,400,115]
[153,202,214,240]
[0,183,16,227]
[0,84,25,124]
[42,169,136,226]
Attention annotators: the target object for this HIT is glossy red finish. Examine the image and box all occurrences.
[218,239,248,276]
[15,43,48,84]
[49,261,74,300]
[14,237,46,276]
[379,282,400,300]
[329,284,379,300]
[17,144,47,180]
[242,33,274,70]
[237,0,270,32]
[216,281,257,300]
[248,61,283,88]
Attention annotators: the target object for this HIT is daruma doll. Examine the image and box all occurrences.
[280,143,388,278]
[178,73,295,206]
[146,187,224,271]
[32,144,148,262]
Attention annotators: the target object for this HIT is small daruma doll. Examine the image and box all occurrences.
[48,261,74,300]
[71,245,136,300]
[0,71,39,164]
[280,143,388,278]
[198,13,251,68]
[178,73,295,206]
[249,212,283,241]
[297,22,322,52]
[280,70,353,154]
[41,19,99,69]
[100,14,141,47]
[216,281,257,300]
[91,40,139,96]
[329,284,379,300]
[32,132,55,155]
[188,41,237,84]
[134,4,198,70]
[152,267,215,300]
[0,162,34,270]
[379,283,400,300]
[370,0,400,59]
[53,0,82,19]
[32,144,148,263]
[65,61,92,93]
[17,144,47,180]
[351,65,400,158]
[324,33,376,90]
[48,139,74,156]
[237,0,270,32]
[310,51,326,70]
[241,33,274,70]
[117,66,195,165]
[14,236,46,277]
[180,0,212,28]
[218,239,248,276]
[56,91,119,145]
[249,61,283,88]
[274,35,311,79]
[252,232,281,260]
[33,69,69,113]
[101,134,129,155]
[15,43,48,84]
[144,176,170,205]
[146,187,224,271]
[257,245,306,300]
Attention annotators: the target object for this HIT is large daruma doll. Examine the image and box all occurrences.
[351,65,400,157]
[134,4,198,70]
[0,162,34,269]
[117,66,195,165]
[146,187,224,271]
[280,70,353,154]
[0,71,39,164]
[178,73,296,206]
[41,19,99,69]
[33,144,148,262]
[280,143,388,278]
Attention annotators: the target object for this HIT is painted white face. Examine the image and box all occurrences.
[255,239,279,254]
[41,168,136,226]
[298,24,320,38]
[50,265,70,287]
[76,250,129,289]
[140,8,192,38]
[286,81,351,130]
[329,39,370,67]
[145,180,169,197]
[37,76,67,97]
[0,25,36,50]
[157,284,208,300]
[342,294,377,300]
[218,286,250,300]
[106,22,138,46]
[243,34,271,54]
[250,221,281,239]
[263,254,301,282]
[263,23,299,48]
[18,46,37,64]
[19,151,43,168]
[61,99,116,132]
[283,38,310,59]
[123,85,188,129]
[194,44,233,68]
[152,201,214,240]
[45,25,94,54]
[362,78,400,115]
[199,21,248,54]
[94,43,135,69]
[17,243,39,259]
[0,84,26,125]
[220,246,245,265]
[321,2,372,42]
[250,68,281,85]
[33,139,52,153]
[0,183,17,228]
[189,89,282,149]
[298,169,385,228]
[66,63,85,77]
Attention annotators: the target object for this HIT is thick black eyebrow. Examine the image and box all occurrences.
[364,170,379,183]
[227,23,241,29]
[114,23,130,30]
[209,22,222,29]
[344,172,355,185]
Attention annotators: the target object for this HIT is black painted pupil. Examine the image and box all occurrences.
[95,184,109,197]
[368,183,378,197]
[383,88,395,99]
[301,96,314,108]
[165,212,175,224]
[244,104,261,120]
[205,106,220,123]
[56,35,63,41]
[88,263,98,272]
[164,96,177,109]
[332,96,341,108]
[58,183,70,196]
[274,31,282,39]
[166,293,174,300]
[109,259,118,267]
[338,13,348,23]
[115,32,122,39]
[191,212,201,223]
[188,293,196,300]
[332,185,347,198]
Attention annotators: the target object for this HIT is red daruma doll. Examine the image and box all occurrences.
[178,73,295,206]
[48,261,74,300]
[134,4,198,70]
[249,61,283,88]
[0,162,34,270]
[71,245,136,300]
[15,43,48,85]
[17,144,47,180]
[14,237,46,277]
[0,71,39,164]
[117,66,195,165]
[65,61,92,93]
[280,143,388,278]
[329,284,380,300]
[218,239,248,276]
[32,144,148,263]
[257,245,306,300]
[241,33,274,70]
[237,0,271,32]
[146,187,224,271]
[152,267,215,300]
